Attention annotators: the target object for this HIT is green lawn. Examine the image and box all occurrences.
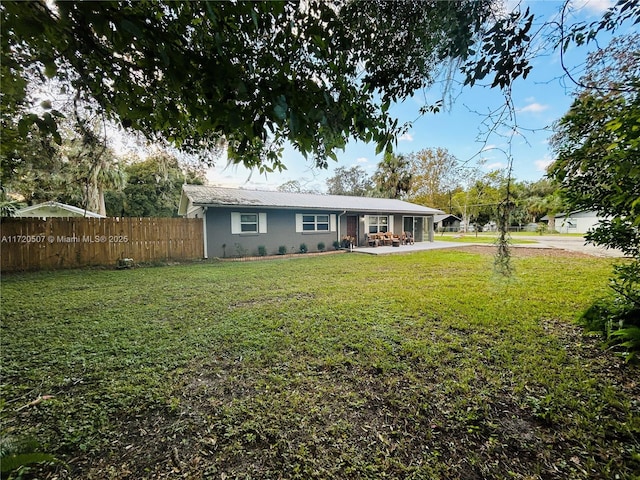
[1,249,638,479]
[435,232,538,244]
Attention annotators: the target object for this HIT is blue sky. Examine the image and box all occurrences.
[206,0,627,192]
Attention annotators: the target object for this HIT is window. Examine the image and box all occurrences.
[368,216,388,234]
[231,212,267,234]
[295,214,336,233]
[302,215,329,232]
[240,214,258,232]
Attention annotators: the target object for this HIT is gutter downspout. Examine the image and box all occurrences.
[202,206,208,259]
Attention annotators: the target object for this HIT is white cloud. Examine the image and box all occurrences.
[570,0,613,15]
[535,155,554,172]
[398,132,414,142]
[519,102,550,114]
[355,157,369,164]
[485,162,506,170]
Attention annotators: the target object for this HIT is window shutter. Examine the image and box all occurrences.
[231,212,241,234]
[364,215,370,233]
[388,215,394,233]
[330,214,336,232]
[259,213,267,233]
[295,214,303,233]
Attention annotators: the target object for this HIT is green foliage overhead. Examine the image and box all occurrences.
[1,0,538,172]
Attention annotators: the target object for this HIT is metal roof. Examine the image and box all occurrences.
[15,201,105,218]
[181,185,443,215]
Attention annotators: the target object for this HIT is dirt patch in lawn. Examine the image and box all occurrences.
[39,345,638,480]
[454,245,595,258]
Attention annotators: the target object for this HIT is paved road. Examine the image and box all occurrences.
[516,235,626,258]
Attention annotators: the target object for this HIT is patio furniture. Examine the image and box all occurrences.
[402,232,414,245]
[366,234,380,247]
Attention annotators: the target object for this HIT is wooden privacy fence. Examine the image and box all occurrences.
[1,217,204,272]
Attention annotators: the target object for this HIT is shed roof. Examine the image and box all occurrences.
[180,185,443,216]
[15,201,105,218]
[434,214,461,222]
[540,210,600,221]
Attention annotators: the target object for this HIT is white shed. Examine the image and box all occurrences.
[14,201,105,219]
[542,210,609,234]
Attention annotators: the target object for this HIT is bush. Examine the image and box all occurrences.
[234,243,248,257]
[257,245,267,256]
[0,435,58,476]
[536,223,548,235]
[317,242,325,251]
[578,261,640,362]
[333,240,341,250]
[278,245,287,255]
[299,243,308,254]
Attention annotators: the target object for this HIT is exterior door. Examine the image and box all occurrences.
[403,216,413,237]
[403,216,425,242]
[347,215,358,244]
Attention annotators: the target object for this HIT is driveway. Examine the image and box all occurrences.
[354,236,626,258]
[515,235,626,258]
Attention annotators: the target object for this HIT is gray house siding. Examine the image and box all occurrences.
[179,186,444,258]
[203,208,435,258]
[205,207,341,258]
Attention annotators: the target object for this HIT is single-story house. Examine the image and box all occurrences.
[14,201,105,219]
[541,210,610,234]
[434,214,461,232]
[178,185,444,258]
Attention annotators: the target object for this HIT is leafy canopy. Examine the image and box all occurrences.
[549,33,640,258]
[2,0,536,173]
[549,32,640,360]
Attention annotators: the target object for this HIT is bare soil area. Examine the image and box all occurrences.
[454,244,595,258]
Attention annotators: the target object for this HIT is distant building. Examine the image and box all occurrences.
[14,201,105,219]
[541,210,610,234]
[434,214,461,232]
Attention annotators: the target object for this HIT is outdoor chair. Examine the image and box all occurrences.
[403,232,414,245]
[366,234,380,247]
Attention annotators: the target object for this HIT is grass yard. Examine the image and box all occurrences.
[1,247,638,479]
[435,233,538,244]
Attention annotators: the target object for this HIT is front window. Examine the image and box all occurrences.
[368,216,388,234]
[240,214,258,232]
[302,215,330,232]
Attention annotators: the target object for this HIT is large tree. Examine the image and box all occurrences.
[548,33,640,359]
[407,147,460,211]
[2,0,538,173]
[326,166,373,197]
[372,152,412,199]
[106,152,204,217]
